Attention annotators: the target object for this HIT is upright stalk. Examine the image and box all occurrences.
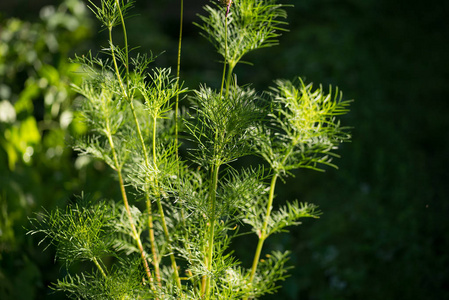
[225,63,234,98]
[203,162,220,298]
[151,115,183,291]
[104,122,155,292]
[219,14,229,99]
[175,0,184,158]
[145,192,161,284]
[202,9,230,297]
[111,11,183,291]
[108,7,162,284]
[248,173,278,283]
[174,5,194,288]
[246,145,297,298]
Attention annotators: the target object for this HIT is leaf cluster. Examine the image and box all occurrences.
[242,199,321,239]
[249,250,292,297]
[187,85,261,166]
[87,0,135,30]
[54,259,151,300]
[28,195,115,266]
[253,78,352,174]
[196,0,288,68]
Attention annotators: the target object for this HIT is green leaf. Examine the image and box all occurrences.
[266,201,321,237]
[249,250,292,297]
[187,84,261,166]
[28,196,116,266]
[253,77,352,174]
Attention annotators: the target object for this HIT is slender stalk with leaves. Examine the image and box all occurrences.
[29,0,352,299]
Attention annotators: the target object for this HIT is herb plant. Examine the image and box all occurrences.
[29,0,351,299]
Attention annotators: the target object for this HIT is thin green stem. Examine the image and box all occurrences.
[109,19,182,290]
[152,115,157,163]
[115,0,130,96]
[175,0,184,160]
[225,64,234,98]
[248,174,278,283]
[126,107,162,286]
[245,140,298,298]
[145,195,161,285]
[202,11,230,296]
[112,1,189,289]
[175,6,192,286]
[104,126,155,293]
[204,163,220,299]
[108,28,127,98]
[108,17,163,286]
[151,115,183,291]
[219,14,229,99]
[92,257,107,279]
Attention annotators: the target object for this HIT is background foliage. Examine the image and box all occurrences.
[1,0,448,299]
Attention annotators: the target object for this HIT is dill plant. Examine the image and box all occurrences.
[29,0,352,299]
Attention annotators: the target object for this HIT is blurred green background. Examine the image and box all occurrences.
[1,0,448,299]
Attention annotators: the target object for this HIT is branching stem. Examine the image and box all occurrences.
[112,4,182,289]
[108,13,162,286]
[246,139,299,298]
[248,173,278,284]
[104,122,155,292]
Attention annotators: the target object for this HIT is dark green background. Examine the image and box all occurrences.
[1,0,448,299]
